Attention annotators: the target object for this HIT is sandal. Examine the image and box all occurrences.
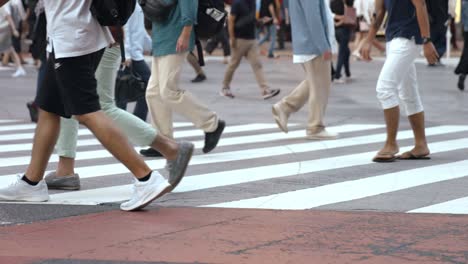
[220,87,235,99]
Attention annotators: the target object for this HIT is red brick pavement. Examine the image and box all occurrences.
[0,207,467,263]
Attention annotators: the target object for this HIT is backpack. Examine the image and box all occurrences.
[90,0,137,26]
[139,0,177,23]
[195,0,227,39]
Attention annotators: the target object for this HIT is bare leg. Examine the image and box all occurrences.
[56,156,76,176]
[75,111,151,179]
[405,111,430,157]
[25,110,61,182]
[375,106,400,159]
[150,134,179,161]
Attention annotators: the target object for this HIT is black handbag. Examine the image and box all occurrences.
[115,41,146,103]
[115,66,146,103]
[138,0,177,23]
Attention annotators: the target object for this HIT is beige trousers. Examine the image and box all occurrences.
[278,55,331,133]
[222,39,269,92]
[146,53,218,138]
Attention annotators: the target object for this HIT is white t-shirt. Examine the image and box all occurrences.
[44,0,114,59]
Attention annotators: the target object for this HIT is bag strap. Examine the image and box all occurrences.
[195,37,205,67]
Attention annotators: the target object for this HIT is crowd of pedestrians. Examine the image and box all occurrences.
[0,0,464,211]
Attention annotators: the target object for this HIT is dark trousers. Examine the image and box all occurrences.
[116,60,149,121]
[431,26,447,58]
[205,26,231,56]
[334,27,351,79]
[455,31,468,75]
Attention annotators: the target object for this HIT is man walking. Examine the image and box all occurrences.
[360,0,438,162]
[0,0,194,212]
[221,0,280,99]
[271,0,339,140]
[146,0,225,154]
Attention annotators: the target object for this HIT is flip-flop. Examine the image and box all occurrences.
[372,152,397,163]
[397,151,431,160]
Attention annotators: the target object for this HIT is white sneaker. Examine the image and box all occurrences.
[12,67,26,78]
[0,175,49,202]
[306,129,339,140]
[120,172,172,211]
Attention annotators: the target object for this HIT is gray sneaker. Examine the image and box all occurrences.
[166,142,194,191]
[44,172,81,190]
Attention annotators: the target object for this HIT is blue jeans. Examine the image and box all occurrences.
[334,27,351,79]
[116,59,150,121]
[258,24,277,56]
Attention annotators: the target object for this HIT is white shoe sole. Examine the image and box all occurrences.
[120,182,172,212]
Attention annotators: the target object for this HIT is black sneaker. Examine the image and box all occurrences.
[191,74,207,83]
[139,148,163,157]
[26,101,38,123]
[203,120,225,153]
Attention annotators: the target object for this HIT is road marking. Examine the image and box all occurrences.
[0,124,383,167]
[0,120,19,124]
[0,123,292,153]
[204,159,468,210]
[4,137,468,206]
[0,122,194,142]
[408,197,468,215]
[0,125,464,183]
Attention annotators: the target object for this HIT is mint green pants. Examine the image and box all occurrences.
[56,46,157,158]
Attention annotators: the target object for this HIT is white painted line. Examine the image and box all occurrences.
[408,197,468,215]
[0,123,290,153]
[0,124,383,167]
[0,125,463,184]
[0,120,19,124]
[204,158,468,210]
[4,135,468,206]
[0,122,194,142]
[0,124,37,132]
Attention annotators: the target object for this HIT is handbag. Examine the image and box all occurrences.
[138,0,177,23]
[342,5,357,28]
[115,66,147,103]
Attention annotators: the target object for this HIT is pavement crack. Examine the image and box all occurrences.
[225,234,305,255]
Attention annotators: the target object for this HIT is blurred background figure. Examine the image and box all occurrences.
[257,0,280,58]
[117,1,151,121]
[0,1,26,77]
[455,0,468,91]
[331,0,354,84]
[352,0,385,60]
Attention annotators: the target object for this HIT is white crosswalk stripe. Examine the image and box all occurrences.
[0,121,467,215]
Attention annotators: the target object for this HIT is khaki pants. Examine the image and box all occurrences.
[146,53,218,138]
[278,55,331,133]
[222,39,268,92]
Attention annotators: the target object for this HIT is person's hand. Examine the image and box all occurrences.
[360,40,373,61]
[124,59,132,67]
[176,32,190,53]
[273,18,279,25]
[323,50,332,61]
[12,29,19,38]
[230,38,237,49]
[423,42,439,65]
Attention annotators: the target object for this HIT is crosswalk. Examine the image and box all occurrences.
[0,119,467,215]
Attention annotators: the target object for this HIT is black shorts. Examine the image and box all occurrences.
[35,49,104,118]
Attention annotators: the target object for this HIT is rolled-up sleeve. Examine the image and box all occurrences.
[179,0,198,26]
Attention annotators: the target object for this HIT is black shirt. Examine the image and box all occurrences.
[231,0,256,39]
[259,0,276,25]
[330,0,354,15]
[426,0,449,30]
